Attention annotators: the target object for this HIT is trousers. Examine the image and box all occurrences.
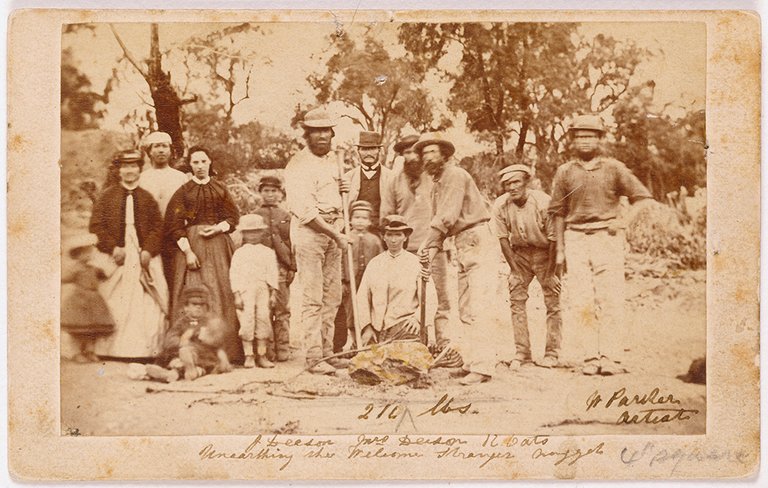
[507,245,562,360]
[563,228,626,362]
[235,281,271,342]
[294,225,342,361]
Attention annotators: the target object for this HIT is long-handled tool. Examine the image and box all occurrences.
[336,148,363,350]
[419,252,429,346]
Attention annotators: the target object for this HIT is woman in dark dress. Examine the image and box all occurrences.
[165,146,242,363]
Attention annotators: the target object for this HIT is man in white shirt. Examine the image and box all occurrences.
[139,131,188,288]
[283,108,350,375]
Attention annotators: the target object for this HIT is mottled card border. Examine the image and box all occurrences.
[6,9,760,481]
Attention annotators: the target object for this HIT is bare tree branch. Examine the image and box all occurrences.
[110,24,149,81]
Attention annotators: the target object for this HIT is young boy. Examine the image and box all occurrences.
[333,200,383,353]
[230,214,279,368]
[255,175,296,362]
[133,285,230,382]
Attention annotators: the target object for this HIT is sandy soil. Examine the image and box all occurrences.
[61,267,706,437]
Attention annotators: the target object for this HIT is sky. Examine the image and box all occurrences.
[63,21,706,156]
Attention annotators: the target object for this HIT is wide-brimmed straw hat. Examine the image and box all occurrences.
[412,132,456,159]
[238,214,268,232]
[301,107,337,129]
[382,215,413,236]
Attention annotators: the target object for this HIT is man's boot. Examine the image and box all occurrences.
[242,340,255,368]
[256,341,275,369]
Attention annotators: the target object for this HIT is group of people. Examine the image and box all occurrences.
[62,107,653,386]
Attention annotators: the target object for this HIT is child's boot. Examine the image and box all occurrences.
[242,340,256,368]
[256,341,275,368]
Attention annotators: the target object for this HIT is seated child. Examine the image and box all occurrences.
[134,285,230,382]
[178,318,232,380]
[230,214,279,368]
[61,233,115,363]
[156,285,213,365]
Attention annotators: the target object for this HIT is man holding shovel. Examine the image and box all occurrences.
[283,108,350,375]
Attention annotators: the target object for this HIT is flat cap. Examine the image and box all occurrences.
[350,200,374,215]
[498,164,532,182]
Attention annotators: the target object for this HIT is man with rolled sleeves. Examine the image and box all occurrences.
[345,131,392,235]
[283,108,350,375]
[492,164,562,370]
[380,134,452,350]
[255,175,296,362]
[415,132,499,385]
[549,114,652,376]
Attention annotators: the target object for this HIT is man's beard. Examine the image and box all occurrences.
[403,159,422,179]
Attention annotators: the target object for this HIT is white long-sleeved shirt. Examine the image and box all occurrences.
[283,147,343,225]
[229,243,279,295]
[356,250,422,332]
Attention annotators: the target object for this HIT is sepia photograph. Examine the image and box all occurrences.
[5,8,760,482]
[59,18,707,437]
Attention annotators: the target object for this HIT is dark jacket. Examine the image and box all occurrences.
[89,185,163,256]
[256,204,296,272]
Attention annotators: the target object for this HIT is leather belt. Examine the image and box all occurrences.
[455,220,489,236]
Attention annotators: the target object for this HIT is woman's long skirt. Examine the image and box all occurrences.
[170,225,243,364]
[95,225,168,358]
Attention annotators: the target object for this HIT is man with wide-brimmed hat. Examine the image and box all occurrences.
[380,133,452,351]
[356,215,427,345]
[283,107,350,375]
[255,175,296,362]
[492,164,562,371]
[413,132,500,385]
[549,114,652,376]
[344,130,392,235]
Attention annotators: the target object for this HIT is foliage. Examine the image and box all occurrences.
[183,112,300,175]
[611,84,706,200]
[61,48,115,130]
[308,33,448,155]
[626,200,706,270]
[398,23,652,183]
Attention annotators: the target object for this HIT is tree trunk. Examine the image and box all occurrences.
[515,119,530,157]
[147,24,185,158]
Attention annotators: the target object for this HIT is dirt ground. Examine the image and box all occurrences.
[61,265,706,437]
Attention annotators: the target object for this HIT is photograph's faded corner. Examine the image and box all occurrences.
[5,8,761,482]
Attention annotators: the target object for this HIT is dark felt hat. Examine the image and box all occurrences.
[393,134,420,154]
[382,214,413,236]
[355,131,383,148]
